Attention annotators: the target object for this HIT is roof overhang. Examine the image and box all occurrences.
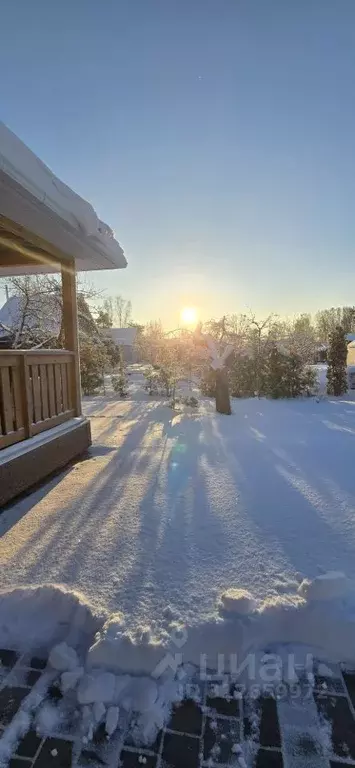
[0,122,126,275]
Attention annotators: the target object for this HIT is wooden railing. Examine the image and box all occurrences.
[0,350,76,450]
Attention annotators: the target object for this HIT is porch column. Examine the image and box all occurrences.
[61,259,82,416]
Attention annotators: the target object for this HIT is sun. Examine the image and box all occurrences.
[180,306,198,326]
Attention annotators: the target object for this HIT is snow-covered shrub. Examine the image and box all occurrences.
[168,396,179,409]
[265,347,318,399]
[144,367,160,396]
[144,362,177,398]
[157,365,175,397]
[181,395,199,407]
[111,374,128,397]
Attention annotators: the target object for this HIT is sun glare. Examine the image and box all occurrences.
[180,306,198,326]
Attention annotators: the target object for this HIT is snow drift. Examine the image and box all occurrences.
[0,574,355,748]
[0,584,100,651]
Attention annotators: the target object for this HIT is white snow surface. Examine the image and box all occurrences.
[220,588,257,615]
[0,584,99,651]
[2,375,355,671]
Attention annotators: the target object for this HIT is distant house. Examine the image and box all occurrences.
[0,294,61,347]
[107,327,138,363]
[346,334,355,366]
[314,335,355,366]
[0,292,97,348]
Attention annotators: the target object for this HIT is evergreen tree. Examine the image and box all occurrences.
[266,346,286,398]
[229,353,255,398]
[326,325,348,396]
[283,352,303,398]
[112,346,128,397]
[80,339,106,395]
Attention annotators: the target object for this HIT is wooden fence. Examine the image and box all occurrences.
[0,350,76,450]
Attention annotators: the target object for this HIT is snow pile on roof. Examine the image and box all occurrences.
[0,121,125,267]
[108,327,137,346]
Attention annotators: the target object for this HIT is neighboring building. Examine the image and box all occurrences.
[346,335,355,366]
[107,327,138,363]
[0,294,61,347]
[0,121,126,505]
[0,291,98,348]
[314,336,355,367]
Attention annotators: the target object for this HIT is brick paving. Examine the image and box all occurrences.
[1,647,355,767]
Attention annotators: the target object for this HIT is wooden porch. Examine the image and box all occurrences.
[0,349,76,450]
[0,232,90,506]
[0,122,126,505]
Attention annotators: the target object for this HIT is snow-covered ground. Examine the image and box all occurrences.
[2,368,355,750]
[2,368,355,649]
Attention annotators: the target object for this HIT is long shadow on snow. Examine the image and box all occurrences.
[1,403,168,579]
[223,400,355,582]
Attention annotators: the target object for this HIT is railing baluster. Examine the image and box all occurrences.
[12,362,24,431]
[32,364,42,423]
[0,366,14,434]
[19,353,32,439]
[40,364,49,420]
[47,364,56,417]
[61,362,69,411]
[54,363,62,414]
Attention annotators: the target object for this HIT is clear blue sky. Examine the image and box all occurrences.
[1,0,355,328]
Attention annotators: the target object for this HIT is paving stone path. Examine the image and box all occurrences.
[1,647,355,767]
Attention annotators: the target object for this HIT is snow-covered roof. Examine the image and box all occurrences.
[0,294,61,339]
[0,296,24,334]
[0,122,126,274]
[108,327,137,347]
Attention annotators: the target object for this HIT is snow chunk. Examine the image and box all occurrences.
[93,701,106,724]
[36,703,62,736]
[77,672,116,705]
[105,705,119,736]
[49,642,79,672]
[88,616,165,675]
[61,667,84,693]
[120,677,158,712]
[220,588,257,615]
[298,572,349,602]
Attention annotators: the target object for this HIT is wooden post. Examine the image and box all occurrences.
[61,260,82,416]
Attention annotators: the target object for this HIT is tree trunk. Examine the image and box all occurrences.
[215,369,232,415]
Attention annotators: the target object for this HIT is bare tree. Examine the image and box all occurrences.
[103,296,132,327]
[249,313,275,396]
[0,275,100,349]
